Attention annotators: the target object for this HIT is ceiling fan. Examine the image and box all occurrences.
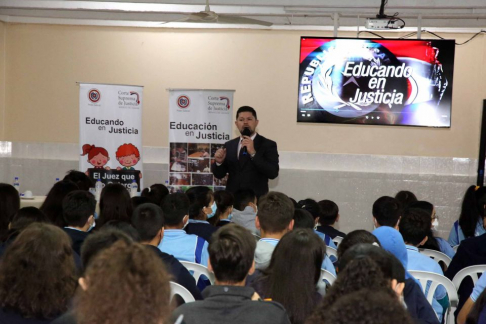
[164,0,273,26]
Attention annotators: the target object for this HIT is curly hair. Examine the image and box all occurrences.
[0,223,77,320]
[307,257,390,323]
[75,240,171,324]
[313,288,413,324]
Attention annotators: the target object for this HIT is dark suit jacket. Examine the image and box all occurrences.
[212,134,279,197]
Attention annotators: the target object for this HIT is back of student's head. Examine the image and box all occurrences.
[293,209,315,229]
[337,230,380,259]
[395,190,418,208]
[161,193,190,227]
[80,228,134,270]
[131,196,151,210]
[318,200,339,226]
[75,240,171,324]
[185,186,213,207]
[99,183,133,228]
[399,208,430,246]
[62,190,96,228]
[10,207,49,232]
[63,170,94,191]
[0,223,76,320]
[0,183,20,236]
[131,203,164,242]
[372,196,402,227]
[212,190,234,225]
[234,188,257,211]
[459,185,486,238]
[102,220,140,242]
[40,180,79,227]
[408,200,433,215]
[257,191,294,233]
[140,183,169,206]
[209,224,256,283]
[297,198,320,221]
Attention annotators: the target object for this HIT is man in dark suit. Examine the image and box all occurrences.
[212,106,279,197]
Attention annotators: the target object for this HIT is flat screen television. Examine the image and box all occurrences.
[297,37,455,127]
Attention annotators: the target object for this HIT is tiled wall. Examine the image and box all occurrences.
[0,141,478,240]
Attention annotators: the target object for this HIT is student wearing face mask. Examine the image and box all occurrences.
[211,190,234,227]
[185,187,218,243]
[231,189,259,236]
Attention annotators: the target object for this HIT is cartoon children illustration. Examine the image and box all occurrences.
[81,144,111,173]
[116,143,142,178]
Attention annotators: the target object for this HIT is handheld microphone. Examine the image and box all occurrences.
[242,128,251,155]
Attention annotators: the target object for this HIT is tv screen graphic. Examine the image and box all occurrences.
[297,37,455,127]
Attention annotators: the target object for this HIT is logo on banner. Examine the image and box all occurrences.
[219,97,231,109]
[208,96,231,114]
[177,96,190,109]
[88,89,101,103]
[130,91,141,104]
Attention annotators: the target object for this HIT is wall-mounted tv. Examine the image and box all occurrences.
[297,37,455,127]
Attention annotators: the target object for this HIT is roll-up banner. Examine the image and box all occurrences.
[168,89,234,193]
[79,83,143,192]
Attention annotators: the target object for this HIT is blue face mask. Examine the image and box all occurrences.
[88,220,96,232]
[228,213,233,221]
[207,202,217,219]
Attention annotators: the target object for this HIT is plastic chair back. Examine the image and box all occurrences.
[333,236,343,246]
[317,269,337,295]
[408,270,458,324]
[326,246,338,260]
[419,248,452,267]
[453,245,459,252]
[452,265,486,289]
[170,281,195,303]
[180,261,216,284]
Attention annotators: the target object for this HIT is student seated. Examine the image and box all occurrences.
[293,209,315,230]
[212,190,234,227]
[372,196,402,229]
[140,183,169,206]
[62,191,96,255]
[317,199,346,239]
[40,180,79,228]
[395,190,418,208]
[158,193,209,266]
[296,199,337,249]
[131,203,202,300]
[231,189,259,235]
[0,183,21,242]
[336,229,380,260]
[185,186,217,242]
[63,170,94,192]
[457,272,486,324]
[399,208,448,321]
[172,224,291,324]
[98,183,133,228]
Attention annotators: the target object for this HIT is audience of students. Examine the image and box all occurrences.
[40,180,79,227]
[98,183,133,228]
[231,188,259,235]
[316,199,346,239]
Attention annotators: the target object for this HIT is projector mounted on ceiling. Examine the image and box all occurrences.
[366,0,405,30]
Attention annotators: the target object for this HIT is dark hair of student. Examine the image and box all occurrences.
[161,193,190,226]
[313,289,413,324]
[140,183,169,206]
[40,180,79,227]
[256,229,325,324]
[399,208,431,246]
[209,224,256,283]
[98,183,133,228]
[131,203,165,242]
[307,257,391,323]
[62,190,96,228]
[336,230,381,260]
[0,184,21,239]
[188,203,206,220]
[318,200,339,226]
[407,201,441,252]
[234,188,257,211]
[236,105,257,120]
[102,220,140,242]
[210,190,234,226]
[466,288,486,324]
[459,185,486,239]
[10,207,49,232]
[80,229,134,270]
[297,198,321,221]
[185,186,213,208]
[63,170,94,191]
[0,223,76,320]
[257,192,294,233]
[75,240,171,324]
[131,196,152,210]
[372,196,402,227]
[293,209,315,229]
[395,190,418,208]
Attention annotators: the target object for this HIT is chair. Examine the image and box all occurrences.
[317,269,337,295]
[326,246,338,260]
[453,245,459,252]
[332,236,343,246]
[419,248,452,267]
[452,265,486,289]
[170,281,195,303]
[180,261,216,285]
[408,270,458,324]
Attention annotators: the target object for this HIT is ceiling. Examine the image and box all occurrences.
[0,0,485,31]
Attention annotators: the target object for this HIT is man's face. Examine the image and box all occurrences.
[235,111,259,136]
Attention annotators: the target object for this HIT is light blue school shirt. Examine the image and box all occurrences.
[448,220,486,247]
[436,237,455,259]
[158,229,209,267]
[406,245,446,321]
[260,238,336,276]
[471,271,486,302]
[315,230,337,249]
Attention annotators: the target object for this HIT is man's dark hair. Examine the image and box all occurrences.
[318,200,339,226]
[161,193,190,226]
[372,196,402,227]
[62,190,96,228]
[63,170,94,191]
[80,229,133,269]
[257,192,294,233]
[399,208,430,246]
[131,203,165,242]
[236,106,257,120]
[293,209,315,229]
[209,224,256,283]
[234,189,256,211]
